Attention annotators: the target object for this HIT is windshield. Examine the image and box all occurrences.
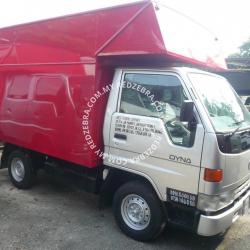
[188,73,250,133]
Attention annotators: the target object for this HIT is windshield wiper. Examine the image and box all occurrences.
[229,120,244,137]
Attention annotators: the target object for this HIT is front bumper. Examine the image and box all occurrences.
[197,189,250,236]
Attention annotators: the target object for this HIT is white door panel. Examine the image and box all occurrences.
[110,113,204,166]
[108,112,204,199]
[105,70,205,201]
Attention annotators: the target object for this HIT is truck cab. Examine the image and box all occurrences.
[103,66,250,240]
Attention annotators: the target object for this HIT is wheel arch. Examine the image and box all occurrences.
[1,143,44,170]
[1,143,19,169]
[99,166,164,207]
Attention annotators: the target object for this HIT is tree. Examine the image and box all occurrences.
[229,38,250,58]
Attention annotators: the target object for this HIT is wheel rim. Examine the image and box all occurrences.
[121,194,151,230]
[11,157,25,182]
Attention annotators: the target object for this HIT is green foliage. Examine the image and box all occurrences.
[229,38,250,58]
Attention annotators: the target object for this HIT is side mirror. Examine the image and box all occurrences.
[180,100,194,123]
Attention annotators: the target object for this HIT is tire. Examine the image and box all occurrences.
[113,181,166,241]
[7,150,36,189]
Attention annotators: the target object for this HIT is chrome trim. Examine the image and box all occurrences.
[234,179,250,200]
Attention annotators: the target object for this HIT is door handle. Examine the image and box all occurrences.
[114,133,127,140]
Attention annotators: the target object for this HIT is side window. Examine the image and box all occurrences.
[7,76,31,99]
[120,73,196,147]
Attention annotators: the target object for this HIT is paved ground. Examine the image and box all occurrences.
[0,169,249,250]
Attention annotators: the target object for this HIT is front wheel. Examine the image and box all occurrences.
[7,150,36,189]
[113,181,166,241]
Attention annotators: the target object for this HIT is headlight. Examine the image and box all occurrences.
[197,191,234,212]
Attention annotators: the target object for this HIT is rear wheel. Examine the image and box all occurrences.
[7,150,36,189]
[113,181,165,241]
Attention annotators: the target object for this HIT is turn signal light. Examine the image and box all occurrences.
[204,168,223,182]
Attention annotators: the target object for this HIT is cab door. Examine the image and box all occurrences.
[105,70,205,201]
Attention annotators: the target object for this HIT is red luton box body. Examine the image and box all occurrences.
[0,1,226,168]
